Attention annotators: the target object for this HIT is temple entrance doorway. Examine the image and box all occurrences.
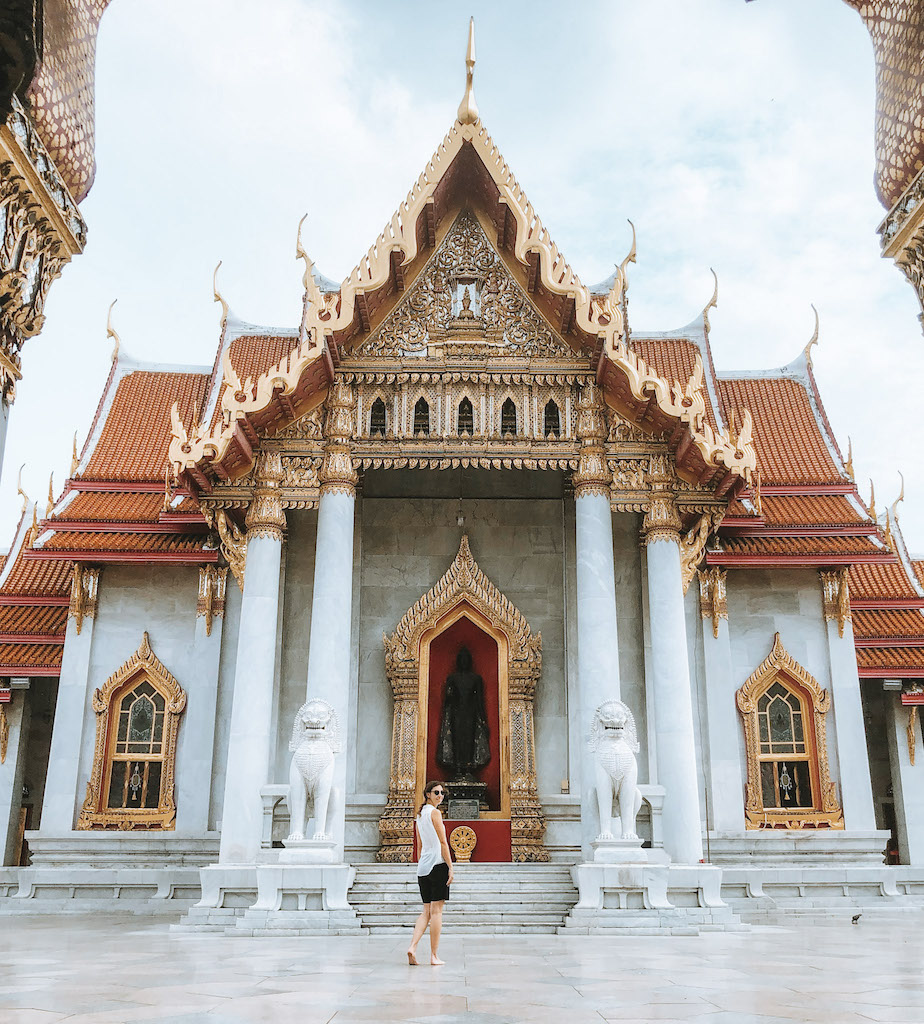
[423,607,511,861]
[377,536,548,863]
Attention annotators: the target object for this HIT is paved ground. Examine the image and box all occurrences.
[1,913,923,1023]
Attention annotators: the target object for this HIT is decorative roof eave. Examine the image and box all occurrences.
[167,117,755,493]
[705,552,897,567]
[22,549,219,564]
[599,347,756,490]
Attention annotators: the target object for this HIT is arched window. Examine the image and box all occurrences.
[501,398,517,437]
[77,633,186,831]
[458,397,474,435]
[736,633,842,830]
[543,399,561,438]
[413,398,430,436]
[370,397,387,437]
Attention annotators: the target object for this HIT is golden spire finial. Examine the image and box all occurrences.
[703,268,719,334]
[70,431,79,477]
[457,17,479,126]
[803,304,819,367]
[213,261,230,328]
[46,472,54,518]
[868,478,877,522]
[16,464,27,513]
[28,503,38,547]
[844,436,854,481]
[106,299,121,362]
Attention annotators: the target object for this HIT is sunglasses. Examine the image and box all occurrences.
[432,789,444,795]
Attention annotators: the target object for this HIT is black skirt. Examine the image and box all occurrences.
[418,862,451,904]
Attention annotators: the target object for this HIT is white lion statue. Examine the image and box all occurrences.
[286,698,341,841]
[590,699,642,841]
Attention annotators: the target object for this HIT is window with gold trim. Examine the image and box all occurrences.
[77,633,186,831]
[736,633,843,830]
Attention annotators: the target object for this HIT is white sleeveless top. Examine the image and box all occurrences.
[416,804,443,877]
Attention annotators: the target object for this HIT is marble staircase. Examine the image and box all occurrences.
[349,862,579,933]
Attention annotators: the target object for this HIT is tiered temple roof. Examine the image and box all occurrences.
[2,58,923,683]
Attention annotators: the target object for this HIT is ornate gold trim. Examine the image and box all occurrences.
[680,510,724,594]
[736,633,843,831]
[698,567,728,639]
[168,117,756,483]
[319,379,358,496]
[378,535,547,863]
[197,566,228,637]
[909,705,917,767]
[204,508,246,590]
[0,703,8,764]
[77,633,187,831]
[820,568,851,639]
[573,381,610,499]
[245,450,286,540]
[68,564,100,635]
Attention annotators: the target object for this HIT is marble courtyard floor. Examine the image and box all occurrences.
[1,913,923,1024]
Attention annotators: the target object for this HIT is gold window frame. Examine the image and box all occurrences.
[736,633,843,830]
[77,633,186,831]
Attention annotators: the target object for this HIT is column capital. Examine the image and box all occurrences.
[319,377,358,496]
[246,450,286,540]
[642,454,682,544]
[573,380,610,499]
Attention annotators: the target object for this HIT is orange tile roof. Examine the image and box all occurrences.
[207,334,299,433]
[0,643,63,670]
[82,371,209,482]
[718,535,882,557]
[632,337,719,431]
[757,494,866,527]
[1,550,72,597]
[856,647,924,672]
[912,560,924,591]
[0,606,67,635]
[849,562,921,602]
[51,491,168,524]
[853,609,924,639]
[40,532,208,554]
[718,378,841,484]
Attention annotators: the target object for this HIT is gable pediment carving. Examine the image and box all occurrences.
[356,210,573,360]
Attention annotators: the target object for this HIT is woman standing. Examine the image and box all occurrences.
[407,781,454,966]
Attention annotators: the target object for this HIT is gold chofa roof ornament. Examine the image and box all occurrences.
[457,18,479,125]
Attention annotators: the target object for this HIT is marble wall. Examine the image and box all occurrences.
[355,487,569,798]
[76,565,201,801]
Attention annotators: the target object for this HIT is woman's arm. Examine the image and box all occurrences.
[431,808,455,884]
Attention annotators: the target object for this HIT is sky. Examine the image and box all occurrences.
[3,0,923,548]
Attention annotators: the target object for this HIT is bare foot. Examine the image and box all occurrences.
[406,950,418,965]
[430,956,445,966]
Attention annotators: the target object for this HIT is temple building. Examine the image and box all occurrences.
[0,26,923,932]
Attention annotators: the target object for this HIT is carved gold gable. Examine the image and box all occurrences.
[356,209,574,360]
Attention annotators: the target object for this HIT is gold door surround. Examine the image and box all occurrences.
[378,535,548,862]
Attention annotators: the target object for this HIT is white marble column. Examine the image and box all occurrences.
[643,492,703,864]
[219,455,286,865]
[1,689,31,865]
[40,566,100,833]
[302,380,359,860]
[820,570,876,830]
[572,382,621,856]
[175,567,227,834]
[885,695,924,864]
[698,568,745,832]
